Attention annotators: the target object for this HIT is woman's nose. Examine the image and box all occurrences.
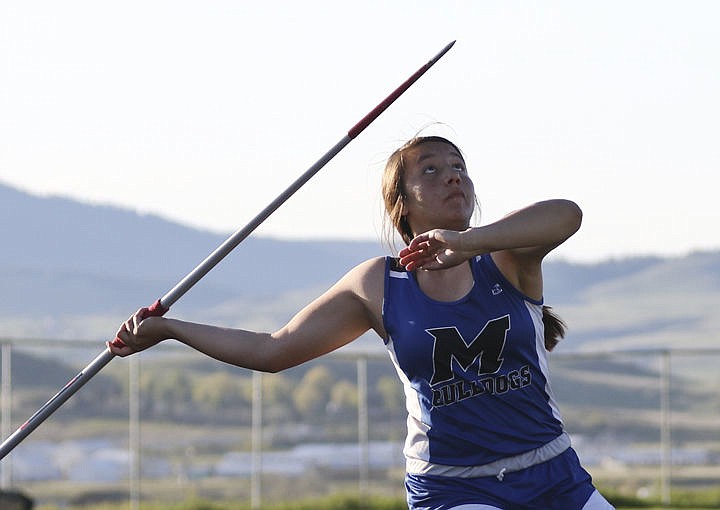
[444,167,462,183]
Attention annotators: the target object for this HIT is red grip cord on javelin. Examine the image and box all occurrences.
[110,299,170,348]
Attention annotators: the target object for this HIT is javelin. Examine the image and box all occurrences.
[0,40,456,459]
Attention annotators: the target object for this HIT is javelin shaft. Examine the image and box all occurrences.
[161,136,351,308]
[0,40,455,460]
[0,350,113,459]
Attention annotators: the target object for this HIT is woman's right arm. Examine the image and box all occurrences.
[109,257,386,373]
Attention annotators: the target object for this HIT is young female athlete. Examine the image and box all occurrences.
[110,136,615,509]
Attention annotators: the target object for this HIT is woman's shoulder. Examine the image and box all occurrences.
[333,256,386,288]
[341,256,387,337]
[348,256,388,280]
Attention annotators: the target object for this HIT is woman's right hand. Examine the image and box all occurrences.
[108,308,167,357]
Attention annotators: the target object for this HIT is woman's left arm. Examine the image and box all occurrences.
[399,199,582,270]
[488,199,583,260]
[488,199,582,299]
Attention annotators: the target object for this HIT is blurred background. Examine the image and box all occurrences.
[2,1,719,508]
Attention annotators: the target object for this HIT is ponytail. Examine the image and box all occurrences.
[542,306,566,352]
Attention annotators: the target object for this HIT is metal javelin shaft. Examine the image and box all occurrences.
[0,40,455,460]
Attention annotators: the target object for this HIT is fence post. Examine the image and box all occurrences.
[357,356,369,500]
[129,355,141,510]
[1,342,12,488]
[251,370,263,510]
[660,350,671,506]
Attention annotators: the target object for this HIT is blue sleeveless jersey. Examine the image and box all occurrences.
[382,254,565,470]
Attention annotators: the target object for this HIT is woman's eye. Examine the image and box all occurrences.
[421,163,466,175]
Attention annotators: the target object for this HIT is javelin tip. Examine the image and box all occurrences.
[347,40,456,139]
[429,40,456,65]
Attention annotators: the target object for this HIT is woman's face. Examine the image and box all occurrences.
[401,141,475,235]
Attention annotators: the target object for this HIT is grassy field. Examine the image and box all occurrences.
[28,492,720,510]
[15,462,720,510]
[21,482,720,510]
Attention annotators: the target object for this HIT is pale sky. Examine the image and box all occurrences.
[2,1,719,263]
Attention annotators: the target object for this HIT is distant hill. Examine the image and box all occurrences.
[1,181,719,351]
[0,182,383,336]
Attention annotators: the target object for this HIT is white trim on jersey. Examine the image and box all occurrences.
[386,337,431,462]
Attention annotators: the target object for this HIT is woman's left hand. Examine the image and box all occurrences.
[399,229,473,271]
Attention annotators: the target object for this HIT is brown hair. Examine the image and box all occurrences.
[542,305,566,351]
[381,136,466,247]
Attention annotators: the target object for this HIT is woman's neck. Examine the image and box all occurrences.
[414,261,474,302]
